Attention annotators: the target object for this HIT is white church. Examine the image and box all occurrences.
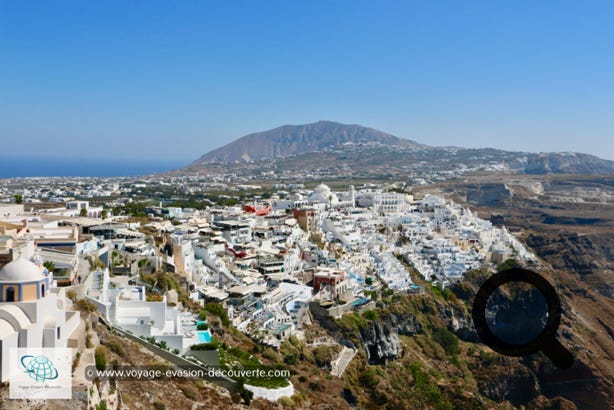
[0,257,81,382]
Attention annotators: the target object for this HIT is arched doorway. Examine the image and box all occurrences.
[5,287,15,302]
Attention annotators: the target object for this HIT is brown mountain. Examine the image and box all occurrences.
[190,120,424,164]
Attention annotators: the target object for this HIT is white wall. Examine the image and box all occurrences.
[244,382,294,401]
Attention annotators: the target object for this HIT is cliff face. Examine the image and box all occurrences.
[438,304,479,342]
[359,320,401,364]
[526,232,614,298]
[467,183,514,206]
[485,285,549,344]
[477,362,541,405]
[356,305,478,364]
[358,312,422,363]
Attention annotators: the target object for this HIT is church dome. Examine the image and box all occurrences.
[313,184,331,195]
[0,258,45,283]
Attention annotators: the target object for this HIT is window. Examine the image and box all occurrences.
[57,327,61,339]
[41,283,46,298]
[5,287,15,302]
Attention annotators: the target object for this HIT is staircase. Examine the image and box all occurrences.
[330,346,357,378]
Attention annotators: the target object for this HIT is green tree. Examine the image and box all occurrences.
[101,209,108,219]
[80,208,88,217]
[14,194,23,204]
[43,261,55,272]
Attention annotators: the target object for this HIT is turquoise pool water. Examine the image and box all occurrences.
[196,320,206,326]
[197,330,212,343]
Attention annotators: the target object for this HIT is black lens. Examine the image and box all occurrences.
[485,282,549,345]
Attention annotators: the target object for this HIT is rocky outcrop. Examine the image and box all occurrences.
[359,313,423,364]
[385,312,423,336]
[358,312,425,363]
[467,183,513,205]
[359,320,401,364]
[477,364,540,406]
[438,304,479,342]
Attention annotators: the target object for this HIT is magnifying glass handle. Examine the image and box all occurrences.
[543,339,574,370]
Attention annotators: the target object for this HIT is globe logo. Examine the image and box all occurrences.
[20,355,60,382]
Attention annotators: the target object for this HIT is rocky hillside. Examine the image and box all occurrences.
[304,262,612,409]
[410,174,614,409]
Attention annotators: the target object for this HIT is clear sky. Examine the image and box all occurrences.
[1,1,613,162]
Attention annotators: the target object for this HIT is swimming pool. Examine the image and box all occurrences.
[196,320,206,326]
[197,330,212,343]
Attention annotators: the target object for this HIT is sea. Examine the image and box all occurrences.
[0,157,187,178]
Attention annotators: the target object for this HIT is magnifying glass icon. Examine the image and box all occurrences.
[472,267,574,369]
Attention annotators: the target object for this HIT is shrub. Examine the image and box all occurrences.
[204,302,230,327]
[105,340,126,358]
[359,368,379,388]
[363,309,378,321]
[66,289,77,302]
[262,348,280,363]
[180,385,199,400]
[335,312,368,331]
[278,396,294,407]
[431,327,460,356]
[190,340,220,350]
[196,322,209,330]
[407,362,452,409]
[150,361,169,372]
[146,294,164,302]
[312,345,339,367]
[283,353,298,365]
[75,299,97,313]
[72,355,80,372]
[94,346,107,371]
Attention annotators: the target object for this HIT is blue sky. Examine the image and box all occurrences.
[1,1,613,162]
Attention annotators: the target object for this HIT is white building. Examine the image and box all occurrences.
[372,193,407,214]
[0,258,81,382]
[85,270,185,353]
